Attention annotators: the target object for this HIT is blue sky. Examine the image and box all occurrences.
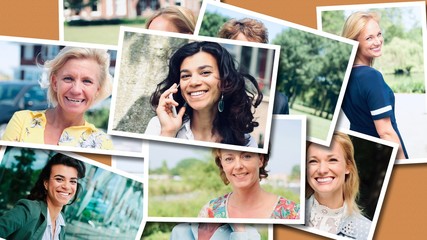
[149,117,303,175]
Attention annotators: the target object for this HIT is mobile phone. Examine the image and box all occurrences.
[169,84,180,117]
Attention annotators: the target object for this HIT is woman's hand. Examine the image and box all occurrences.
[156,83,186,137]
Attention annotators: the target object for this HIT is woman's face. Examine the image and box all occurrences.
[44,164,78,207]
[52,58,100,116]
[356,19,383,60]
[219,150,263,190]
[148,16,180,33]
[307,142,349,199]
[179,51,221,112]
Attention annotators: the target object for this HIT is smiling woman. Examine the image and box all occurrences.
[145,41,263,147]
[0,153,86,240]
[1,47,113,149]
[305,132,371,239]
[197,148,299,219]
[341,11,408,159]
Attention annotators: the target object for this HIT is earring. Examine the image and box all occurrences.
[218,94,224,113]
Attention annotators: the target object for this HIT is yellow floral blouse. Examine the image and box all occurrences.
[2,110,113,150]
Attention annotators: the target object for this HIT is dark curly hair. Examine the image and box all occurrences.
[150,41,263,146]
[213,148,269,185]
[27,153,86,205]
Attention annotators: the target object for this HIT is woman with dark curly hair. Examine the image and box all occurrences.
[0,153,86,239]
[198,149,299,219]
[145,41,263,147]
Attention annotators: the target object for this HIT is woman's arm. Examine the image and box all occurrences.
[374,117,406,159]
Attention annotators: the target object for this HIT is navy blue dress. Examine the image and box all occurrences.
[342,66,408,158]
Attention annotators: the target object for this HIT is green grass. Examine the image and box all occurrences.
[64,24,146,45]
[290,104,332,141]
[142,231,170,240]
[384,72,425,93]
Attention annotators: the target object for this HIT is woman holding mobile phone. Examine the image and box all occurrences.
[145,41,263,147]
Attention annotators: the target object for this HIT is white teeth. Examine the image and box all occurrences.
[59,192,70,196]
[316,177,333,183]
[66,97,84,103]
[234,173,248,177]
[190,91,206,96]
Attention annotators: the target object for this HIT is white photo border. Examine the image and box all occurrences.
[108,26,280,154]
[144,115,306,225]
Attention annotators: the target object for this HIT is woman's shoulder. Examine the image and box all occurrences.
[14,199,45,217]
[273,196,300,219]
[353,66,383,79]
[339,212,372,238]
[198,193,230,218]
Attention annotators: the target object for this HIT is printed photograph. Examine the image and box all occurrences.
[62,0,203,45]
[0,37,145,157]
[317,1,427,161]
[0,146,144,239]
[295,129,398,240]
[146,116,305,224]
[109,28,279,153]
[195,0,358,146]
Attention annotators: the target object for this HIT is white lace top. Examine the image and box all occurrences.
[308,196,346,234]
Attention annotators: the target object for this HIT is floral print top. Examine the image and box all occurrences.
[2,110,113,150]
[198,192,300,219]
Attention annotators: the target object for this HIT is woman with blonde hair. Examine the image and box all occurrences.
[341,11,408,159]
[2,47,113,149]
[306,132,371,239]
[145,5,196,34]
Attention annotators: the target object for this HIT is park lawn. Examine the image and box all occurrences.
[64,24,145,45]
[290,104,332,142]
[143,231,170,240]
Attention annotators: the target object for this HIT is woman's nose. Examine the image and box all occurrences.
[188,74,202,86]
[317,162,329,174]
[70,81,83,94]
[233,158,243,169]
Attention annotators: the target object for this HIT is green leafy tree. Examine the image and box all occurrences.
[321,10,346,36]
[199,11,229,37]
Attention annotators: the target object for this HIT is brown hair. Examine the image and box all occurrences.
[218,18,269,43]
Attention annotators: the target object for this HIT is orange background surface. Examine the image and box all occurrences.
[0,0,426,239]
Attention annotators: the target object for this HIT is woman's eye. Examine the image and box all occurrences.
[223,157,234,162]
[55,177,64,182]
[378,32,382,37]
[70,180,78,185]
[329,158,338,162]
[307,159,317,164]
[180,74,191,80]
[83,79,93,85]
[201,71,212,76]
[63,77,73,82]
[243,154,253,159]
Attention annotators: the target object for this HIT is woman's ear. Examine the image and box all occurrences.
[51,75,57,92]
[44,180,48,191]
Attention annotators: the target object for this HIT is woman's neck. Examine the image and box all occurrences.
[47,107,85,129]
[46,199,63,223]
[313,191,344,209]
[354,55,373,66]
[191,109,219,142]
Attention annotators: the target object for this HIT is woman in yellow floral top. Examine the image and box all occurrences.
[2,47,113,149]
